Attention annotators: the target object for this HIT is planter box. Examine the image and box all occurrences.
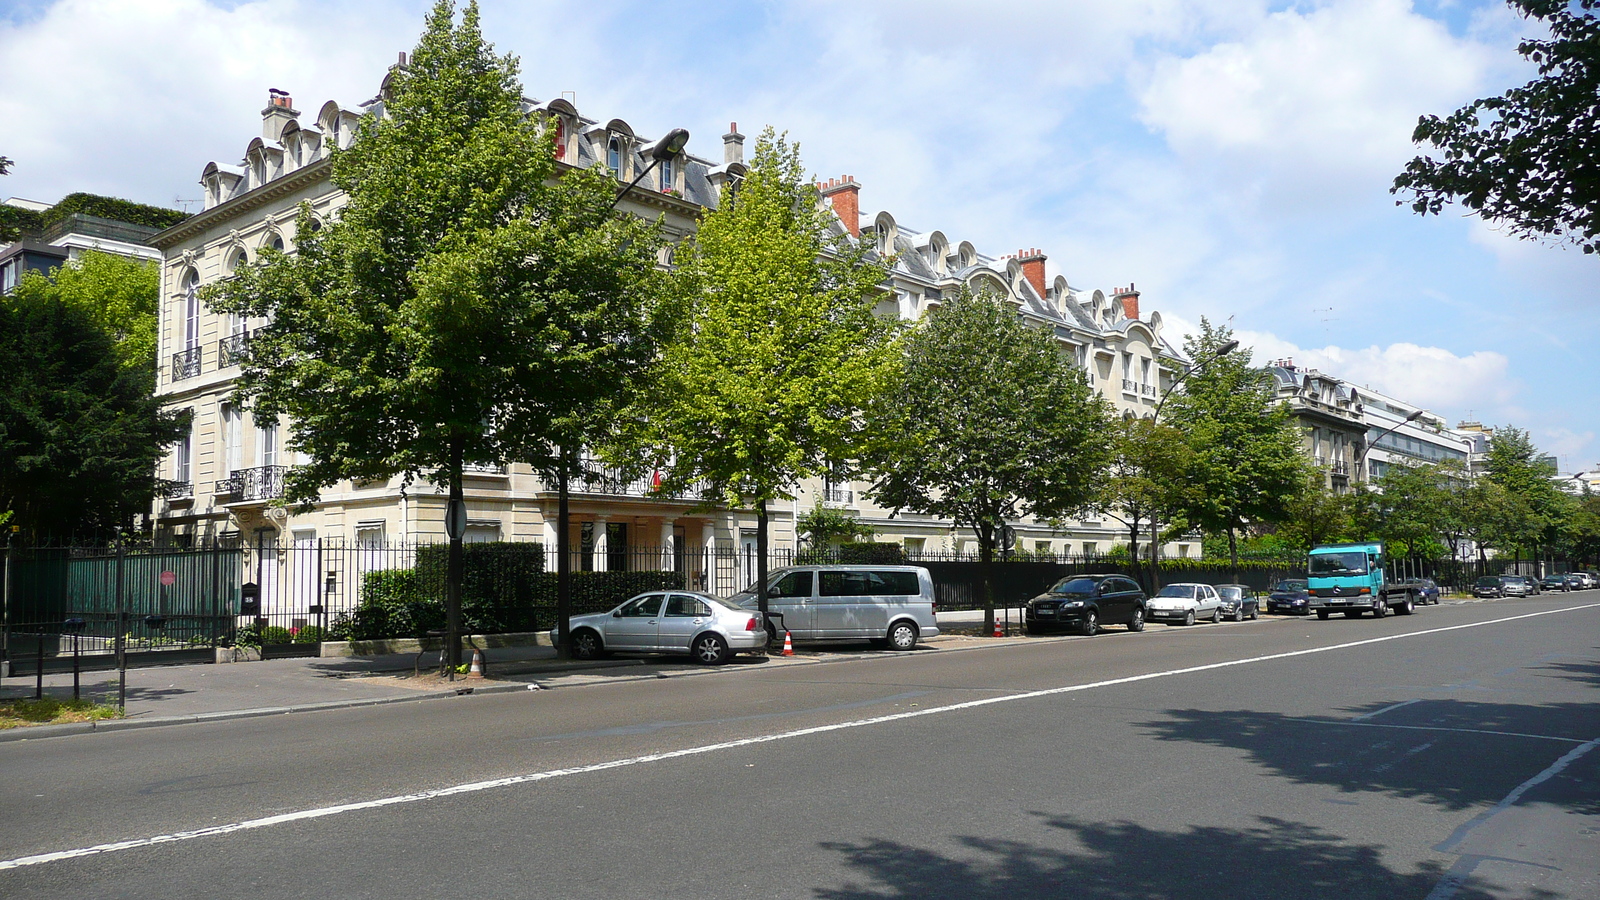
[6,647,215,676]
[259,642,321,660]
[319,630,555,658]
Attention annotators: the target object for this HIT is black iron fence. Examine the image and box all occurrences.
[1,539,1559,670]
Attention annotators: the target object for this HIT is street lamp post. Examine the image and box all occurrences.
[1354,409,1426,483]
[1145,339,1238,591]
[610,128,690,210]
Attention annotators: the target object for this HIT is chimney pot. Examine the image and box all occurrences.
[818,176,861,238]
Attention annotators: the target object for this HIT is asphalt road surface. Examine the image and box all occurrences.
[1,594,1597,899]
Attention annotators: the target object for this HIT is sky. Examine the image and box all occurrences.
[2,0,1596,470]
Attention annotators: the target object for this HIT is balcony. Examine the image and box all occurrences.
[214,465,287,503]
[822,486,854,507]
[160,481,193,499]
[1121,378,1138,394]
[1140,383,1156,397]
[217,330,250,367]
[464,462,508,475]
[1331,459,1349,476]
[573,455,709,500]
[170,347,202,381]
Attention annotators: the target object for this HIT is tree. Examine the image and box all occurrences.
[1164,320,1307,582]
[628,130,896,622]
[864,289,1114,634]
[1275,471,1357,554]
[1393,1,1600,253]
[796,502,875,548]
[1089,416,1194,587]
[0,154,10,175]
[1482,427,1565,561]
[0,290,183,538]
[209,1,668,666]
[11,250,160,377]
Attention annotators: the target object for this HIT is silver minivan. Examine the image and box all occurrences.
[732,565,940,650]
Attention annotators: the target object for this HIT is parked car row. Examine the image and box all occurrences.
[557,564,942,664]
[1022,576,1265,634]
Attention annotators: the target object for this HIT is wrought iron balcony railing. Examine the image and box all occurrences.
[217,330,251,367]
[214,465,287,503]
[170,347,202,381]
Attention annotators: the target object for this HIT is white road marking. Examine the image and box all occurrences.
[1424,736,1600,900]
[3,601,1597,873]
[1352,698,1424,721]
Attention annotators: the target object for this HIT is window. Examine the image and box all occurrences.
[184,272,201,350]
[904,537,925,558]
[771,571,813,598]
[820,571,872,596]
[606,522,628,571]
[607,135,622,174]
[221,404,241,475]
[869,571,920,595]
[621,594,663,617]
[660,156,674,191]
[260,420,278,467]
[665,594,711,618]
[553,119,567,160]
[355,522,385,548]
[175,425,192,484]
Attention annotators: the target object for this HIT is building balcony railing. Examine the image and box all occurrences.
[217,330,251,367]
[822,486,854,507]
[170,347,202,381]
[214,465,287,503]
[1331,459,1349,476]
[1121,378,1138,393]
[159,480,193,500]
[1141,383,1156,397]
[574,455,710,500]
[463,462,508,475]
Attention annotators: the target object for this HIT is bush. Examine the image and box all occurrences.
[293,625,325,644]
[261,625,294,645]
[344,569,445,641]
[231,623,263,648]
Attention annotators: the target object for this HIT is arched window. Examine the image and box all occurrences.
[607,135,622,174]
[184,271,201,350]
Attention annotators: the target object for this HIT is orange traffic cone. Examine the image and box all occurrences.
[467,647,485,679]
[782,631,794,657]
[993,621,1004,638]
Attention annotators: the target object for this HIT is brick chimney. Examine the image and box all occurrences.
[818,176,861,237]
[1016,249,1047,299]
[1113,283,1141,321]
[723,122,744,166]
[263,88,297,143]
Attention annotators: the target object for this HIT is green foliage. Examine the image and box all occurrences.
[231,623,263,648]
[796,501,875,547]
[11,251,160,375]
[798,541,907,565]
[0,290,183,538]
[41,193,188,231]
[0,204,41,242]
[260,625,294,645]
[627,129,896,510]
[1092,417,1195,569]
[341,562,686,640]
[0,696,123,728]
[293,625,325,644]
[865,288,1114,565]
[1164,319,1308,573]
[1272,470,1359,553]
[1393,0,1600,252]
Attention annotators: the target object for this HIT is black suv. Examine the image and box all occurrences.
[1024,574,1148,636]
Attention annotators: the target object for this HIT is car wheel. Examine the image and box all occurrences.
[1212,607,1223,624]
[1248,605,1259,620]
[1128,608,1145,633]
[887,621,919,651]
[1316,610,1330,620]
[1081,611,1099,637]
[1184,609,1196,627]
[1232,606,1244,622]
[571,628,604,660]
[1372,599,1387,619]
[691,632,729,665]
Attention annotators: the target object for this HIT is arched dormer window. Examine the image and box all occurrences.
[553,118,567,161]
[607,135,622,174]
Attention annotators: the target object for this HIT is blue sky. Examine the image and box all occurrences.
[3,0,1596,469]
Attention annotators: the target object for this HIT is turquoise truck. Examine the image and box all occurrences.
[1305,541,1418,619]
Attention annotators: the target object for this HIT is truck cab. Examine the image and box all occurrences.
[1306,541,1417,620]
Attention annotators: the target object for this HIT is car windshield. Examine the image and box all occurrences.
[1218,586,1243,599]
[1309,552,1369,576]
[1155,585,1197,599]
[1275,580,1307,592]
[1048,577,1099,595]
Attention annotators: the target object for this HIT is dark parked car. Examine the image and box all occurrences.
[1473,576,1505,598]
[1025,574,1147,636]
[1215,584,1260,621]
[1395,577,1441,604]
[1540,573,1573,592]
[1266,579,1311,615]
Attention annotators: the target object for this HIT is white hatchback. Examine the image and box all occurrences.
[1146,583,1225,626]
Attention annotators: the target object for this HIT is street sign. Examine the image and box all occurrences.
[159,570,176,587]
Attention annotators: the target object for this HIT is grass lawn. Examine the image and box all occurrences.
[0,696,123,729]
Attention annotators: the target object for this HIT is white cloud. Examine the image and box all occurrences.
[1234,330,1516,412]
[1137,0,1499,212]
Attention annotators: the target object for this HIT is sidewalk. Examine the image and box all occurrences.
[0,609,1029,741]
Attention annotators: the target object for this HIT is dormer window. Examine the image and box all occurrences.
[553,119,567,161]
[607,135,622,174]
[660,156,674,192]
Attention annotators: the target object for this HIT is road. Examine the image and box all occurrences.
[1,594,1597,899]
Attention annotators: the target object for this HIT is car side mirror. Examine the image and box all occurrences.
[613,610,623,618]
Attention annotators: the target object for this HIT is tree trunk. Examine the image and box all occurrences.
[446,440,464,673]
[1127,516,1142,591]
[980,522,996,636]
[555,448,573,659]
[1149,512,1164,593]
[756,497,770,622]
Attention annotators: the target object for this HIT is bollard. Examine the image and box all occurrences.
[34,634,44,700]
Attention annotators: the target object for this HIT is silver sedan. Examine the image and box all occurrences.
[557,591,767,664]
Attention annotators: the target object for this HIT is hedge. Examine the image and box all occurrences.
[42,193,189,231]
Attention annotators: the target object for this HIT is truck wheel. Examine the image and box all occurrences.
[1371,599,1387,619]
[1396,594,1415,616]
[1316,610,1330,620]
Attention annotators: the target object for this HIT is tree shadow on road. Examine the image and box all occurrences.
[814,814,1532,900]
[1136,695,1597,813]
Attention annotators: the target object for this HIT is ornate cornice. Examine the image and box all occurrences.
[151,157,335,250]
